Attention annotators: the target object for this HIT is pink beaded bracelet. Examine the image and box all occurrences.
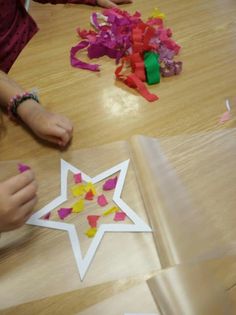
[8,92,39,120]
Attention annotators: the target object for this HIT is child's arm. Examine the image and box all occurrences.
[0,71,73,147]
[96,0,133,8]
[0,170,37,232]
[33,0,133,8]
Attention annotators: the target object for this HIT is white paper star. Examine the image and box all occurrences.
[27,159,152,280]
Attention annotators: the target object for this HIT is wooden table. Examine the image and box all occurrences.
[1,0,236,313]
[2,0,236,160]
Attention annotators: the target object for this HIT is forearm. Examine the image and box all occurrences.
[0,71,73,146]
[33,0,96,5]
[0,71,23,110]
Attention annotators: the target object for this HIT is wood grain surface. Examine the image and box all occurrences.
[1,0,236,314]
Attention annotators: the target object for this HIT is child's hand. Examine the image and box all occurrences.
[0,170,37,232]
[96,0,133,8]
[18,100,73,147]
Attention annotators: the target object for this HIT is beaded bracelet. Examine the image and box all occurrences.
[8,92,40,120]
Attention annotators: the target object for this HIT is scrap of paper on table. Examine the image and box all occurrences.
[114,211,126,221]
[220,111,231,123]
[103,206,119,216]
[43,212,51,220]
[103,176,118,191]
[18,163,31,173]
[85,189,94,200]
[74,172,82,184]
[85,182,97,195]
[219,98,232,123]
[71,184,85,197]
[85,227,97,238]
[87,215,100,228]
[58,207,72,220]
[72,199,85,213]
[97,194,108,207]
[151,7,166,19]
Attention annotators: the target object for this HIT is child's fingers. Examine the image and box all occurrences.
[49,137,62,145]
[20,195,38,218]
[39,134,68,147]
[113,0,133,3]
[4,170,35,195]
[53,125,72,145]
[12,180,37,207]
[23,206,36,223]
[56,117,73,135]
[15,196,38,228]
[43,125,71,146]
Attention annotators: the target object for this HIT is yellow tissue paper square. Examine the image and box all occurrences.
[72,199,85,213]
[71,184,85,197]
[84,182,96,195]
[85,227,97,238]
[103,206,119,216]
[151,7,166,19]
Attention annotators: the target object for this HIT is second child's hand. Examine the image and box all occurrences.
[96,0,133,9]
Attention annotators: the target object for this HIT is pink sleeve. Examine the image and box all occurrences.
[33,0,97,5]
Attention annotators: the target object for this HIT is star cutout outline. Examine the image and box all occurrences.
[27,159,152,280]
